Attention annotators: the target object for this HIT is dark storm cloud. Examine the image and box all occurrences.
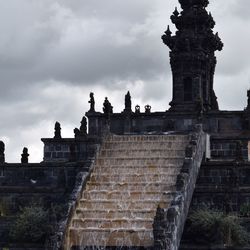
[231,0,250,21]
[0,0,170,91]
[209,0,250,76]
[0,0,249,161]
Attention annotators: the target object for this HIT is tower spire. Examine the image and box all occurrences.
[162,0,223,112]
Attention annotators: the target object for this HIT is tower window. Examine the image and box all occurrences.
[184,77,193,101]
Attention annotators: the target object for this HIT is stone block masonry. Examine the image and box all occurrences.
[0,162,91,246]
[190,161,250,212]
[41,136,101,163]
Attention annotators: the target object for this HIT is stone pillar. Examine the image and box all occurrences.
[0,141,5,163]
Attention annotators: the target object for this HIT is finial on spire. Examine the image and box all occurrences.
[103,97,113,115]
[166,25,172,36]
[162,26,173,49]
[173,7,179,17]
[214,32,224,51]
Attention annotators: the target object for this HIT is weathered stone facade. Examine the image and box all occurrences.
[1,0,250,249]
[0,162,83,245]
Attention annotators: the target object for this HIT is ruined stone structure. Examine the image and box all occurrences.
[0,0,250,249]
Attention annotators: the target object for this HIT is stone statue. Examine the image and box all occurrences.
[103,97,113,115]
[145,104,151,114]
[0,141,5,163]
[88,92,95,112]
[74,128,80,138]
[74,117,88,138]
[135,105,140,114]
[80,116,87,135]
[54,122,61,139]
[21,147,29,164]
[124,91,132,112]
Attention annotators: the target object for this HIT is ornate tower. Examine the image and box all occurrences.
[162,0,223,112]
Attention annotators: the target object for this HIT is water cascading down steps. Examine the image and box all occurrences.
[67,134,190,249]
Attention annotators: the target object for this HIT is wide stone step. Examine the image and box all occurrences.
[99,149,185,158]
[90,174,177,183]
[93,165,182,175]
[82,191,173,200]
[69,228,154,247]
[85,182,174,192]
[103,141,189,150]
[95,158,184,166]
[71,218,154,229]
[75,209,156,220]
[78,199,169,210]
[107,135,189,142]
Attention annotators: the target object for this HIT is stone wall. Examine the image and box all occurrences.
[0,162,90,245]
[180,160,250,249]
[41,136,101,162]
[86,111,199,136]
[0,131,102,246]
[204,111,244,134]
[0,163,80,188]
[86,109,250,138]
[191,161,250,212]
[210,138,248,160]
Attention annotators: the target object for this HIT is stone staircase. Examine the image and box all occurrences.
[66,134,190,249]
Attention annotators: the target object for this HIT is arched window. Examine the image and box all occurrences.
[184,77,192,101]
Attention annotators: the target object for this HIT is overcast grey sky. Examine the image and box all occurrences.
[0,0,249,162]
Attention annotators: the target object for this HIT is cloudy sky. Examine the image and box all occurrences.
[0,0,249,162]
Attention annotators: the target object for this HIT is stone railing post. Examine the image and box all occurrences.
[153,126,207,250]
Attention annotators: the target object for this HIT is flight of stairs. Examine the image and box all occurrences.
[67,134,189,249]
